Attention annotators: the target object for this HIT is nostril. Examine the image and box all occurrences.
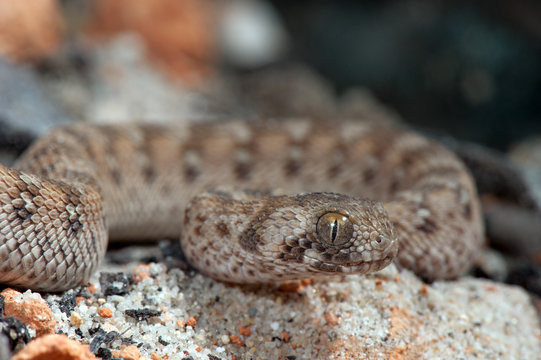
[373,235,389,250]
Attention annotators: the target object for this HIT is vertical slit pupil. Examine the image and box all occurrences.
[331,219,338,242]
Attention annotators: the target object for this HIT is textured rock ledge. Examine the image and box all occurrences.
[4,250,533,360]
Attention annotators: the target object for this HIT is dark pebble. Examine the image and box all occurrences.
[507,264,541,296]
[58,291,77,316]
[0,316,31,351]
[99,272,132,296]
[96,347,113,360]
[159,240,191,271]
[208,355,222,360]
[124,308,161,322]
[90,330,120,354]
[158,336,169,346]
[88,325,102,336]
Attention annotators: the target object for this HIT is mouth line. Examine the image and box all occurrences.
[308,254,395,272]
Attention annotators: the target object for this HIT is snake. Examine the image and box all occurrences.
[0,120,484,291]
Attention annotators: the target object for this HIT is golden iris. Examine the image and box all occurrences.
[316,212,353,246]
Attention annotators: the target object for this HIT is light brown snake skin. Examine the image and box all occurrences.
[0,120,483,291]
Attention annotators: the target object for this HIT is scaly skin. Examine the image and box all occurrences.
[0,120,483,291]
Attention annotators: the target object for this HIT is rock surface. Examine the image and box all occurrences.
[34,249,541,360]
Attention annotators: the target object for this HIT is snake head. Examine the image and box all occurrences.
[259,193,399,278]
[183,191,399,284]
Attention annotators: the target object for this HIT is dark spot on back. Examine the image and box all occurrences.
[362,168,375,184]
[234,161,252,181]
[416,217,438,234]
[111,169,122,185]
[183,166,200,182]
[389,178,400,193]
[194,225,203,236]
[400,144,439,168]
[215,222,230,237]
[327,163,342,179]
[240,225,261,254]
[284,159,301,176]
[141,163,155,183]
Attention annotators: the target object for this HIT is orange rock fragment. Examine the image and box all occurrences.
[86,0,217,86]
[195,346,203,352]
[85,282,97,294]
[229,335,244,347]
[282,331,290,343]
[324,311,339,326]
[151,354,162,360]
[132,264,151,283]
[278,279,313,292]
[1,288,56,337]
[419,284,429,295]
[0,0,62,62]
[12,334,97,360]
[186,316,197,327]
[239,326,251,336]
[112,345,141,360]
[132,264,152,283]
[97,307,113,318]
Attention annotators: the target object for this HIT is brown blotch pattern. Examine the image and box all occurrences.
[215,222,230,237]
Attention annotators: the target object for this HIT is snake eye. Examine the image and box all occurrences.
[316,212,354,246]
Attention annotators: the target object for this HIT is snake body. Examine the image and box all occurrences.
[0,120,483,291]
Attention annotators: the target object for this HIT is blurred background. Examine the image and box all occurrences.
[1,0,540,150]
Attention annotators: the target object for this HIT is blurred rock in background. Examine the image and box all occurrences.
[0,0,63,62]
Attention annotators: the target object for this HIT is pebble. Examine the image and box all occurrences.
[112,345,141,360]
[70,312,83,327]
[97,308,113,318]
[11,334,97,360]
[1,289,55,337]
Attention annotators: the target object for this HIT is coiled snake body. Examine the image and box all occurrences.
[0,120,483,291]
